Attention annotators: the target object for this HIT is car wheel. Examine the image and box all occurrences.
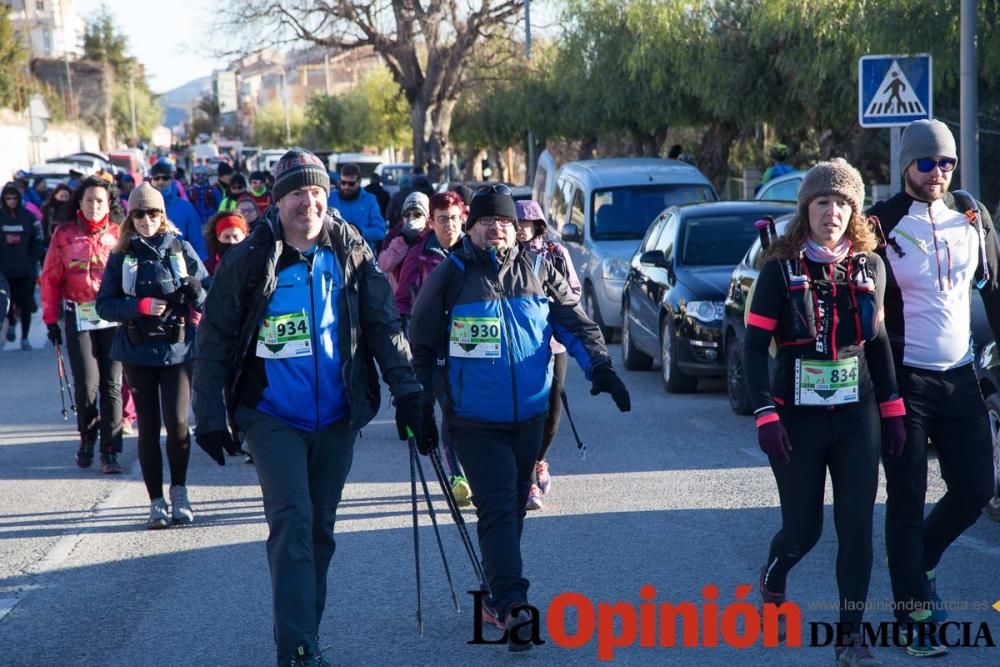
[726,338,752,415]
[660,317,697,394]
[985,393,1000,521]
[621,301,653,371]
[583,284,614,343]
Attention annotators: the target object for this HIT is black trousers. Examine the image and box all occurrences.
[451,416,545,617]
[537,351,568,462]
[124,363,192,500]
[5,277,35,337]
[762,399,880,630]
[64,308,122,454]
[884,363,994,617]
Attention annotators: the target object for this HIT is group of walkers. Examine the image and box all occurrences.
[2,117,997,666]
[746,119,999,666]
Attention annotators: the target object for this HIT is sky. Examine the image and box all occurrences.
[75,0,222,94]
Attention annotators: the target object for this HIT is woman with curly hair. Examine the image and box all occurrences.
[744,159,905,666]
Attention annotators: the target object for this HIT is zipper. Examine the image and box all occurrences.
[829,264,838,361]
[943,239,953,290]
[500,296,519,423]
[307,258,320,431]
[927,205,945,292]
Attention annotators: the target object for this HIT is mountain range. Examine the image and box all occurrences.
[158,76,212,129]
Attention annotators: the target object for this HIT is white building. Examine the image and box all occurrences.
[4,0,85,59]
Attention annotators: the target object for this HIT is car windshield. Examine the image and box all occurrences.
[591,184,715,240]
[110,156,132,171]
[381,166,412,186]
[679,214,769,266]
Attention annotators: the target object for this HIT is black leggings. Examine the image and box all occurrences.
[124,363,192,500]
[6,277,35,337]
[537,351,568,462]
[65,308,122,454]
[760,399,880,631]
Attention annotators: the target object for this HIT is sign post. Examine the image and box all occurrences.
[858,54,933,194]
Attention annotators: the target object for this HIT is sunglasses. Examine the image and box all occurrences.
[475,183,513,196]
[340,180,359,187]
[150,175,172,182]
[915,158,957,173]
[132,208,163,219]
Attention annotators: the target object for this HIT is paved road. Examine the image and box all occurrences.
[1,314,998,665]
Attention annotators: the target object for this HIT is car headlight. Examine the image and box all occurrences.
[686,300,725,323]
[601,257,630,281]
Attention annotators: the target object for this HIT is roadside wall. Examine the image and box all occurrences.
[0,108,101,183]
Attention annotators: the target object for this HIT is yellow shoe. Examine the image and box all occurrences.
[451,475,473,508]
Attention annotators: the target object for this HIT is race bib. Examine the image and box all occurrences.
[75,301,116,332]
[256,310,312,359]
[794,357,859,406]
[449,316,502,359]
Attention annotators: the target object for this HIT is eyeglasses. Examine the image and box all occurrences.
[477,216,515,228]
[150,175,172,182]
[434,214,463,225]
[915,158,957,173]
[132,209,163,219]
[475,183,512,196]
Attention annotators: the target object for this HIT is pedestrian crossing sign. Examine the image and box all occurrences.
[858,54,932,128]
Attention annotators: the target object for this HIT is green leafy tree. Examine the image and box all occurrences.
[0,5,27,108]
[254,99,306,147]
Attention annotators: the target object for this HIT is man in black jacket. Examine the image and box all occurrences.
[193,148,428,667]
[1,183,44,349]
[868,119,1000,657]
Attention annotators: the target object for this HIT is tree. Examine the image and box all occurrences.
[254,99,306,147]
[220,0,525,168]
[0,5,27,109]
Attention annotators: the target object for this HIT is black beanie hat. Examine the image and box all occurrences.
[217,161,234,177]
[271,148,330,202]
[250,170,268,182]
[467,189,518,227]
[230,174,247,188]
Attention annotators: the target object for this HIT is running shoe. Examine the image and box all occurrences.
[505,604,535,652]
[986,495,1000,522]
[836,634,882,666]
[170,485,194,525]
[925,569,947,623]
[535,460,551,494]
[287,646,331,666]
[758,566,787,641]
[75,439,94,469]
[5,327,14,343]
[122,419,135,436]
[20,339,31,351]
[147,498,170,530]
[451,475,472,508]
[903,609,947,657]
[100,453,124,474]
[481,601,506,631]
[526,484,543,511]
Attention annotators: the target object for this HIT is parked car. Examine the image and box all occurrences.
[330,153,382,185]
[531,149,557,214]
[622,201,796,393]
[435,180,532,201]
[109,151,145,184]
[545,158,719,341]
[375,162,413,196]
[753,170,806,202]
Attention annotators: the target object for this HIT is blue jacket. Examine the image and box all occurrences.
[188,183,222,224]
[162,183,209,261]
[327,190,386,244]
[96,233,208,366]
[409,237,612,424]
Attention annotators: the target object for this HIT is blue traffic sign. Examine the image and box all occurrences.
[858,54,932,128]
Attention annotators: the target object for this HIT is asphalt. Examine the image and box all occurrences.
[1,311,999,666]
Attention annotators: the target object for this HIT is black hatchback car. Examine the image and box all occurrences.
[620,201,796,393]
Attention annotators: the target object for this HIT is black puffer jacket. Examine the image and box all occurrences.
[0,187,44,280]
[192,208,421,434]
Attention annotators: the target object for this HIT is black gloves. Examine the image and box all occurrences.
[177,276,202,303]
[196,430,237,466]
[395,392,439,455]
[47,323,62,346]
[590,363,631,412]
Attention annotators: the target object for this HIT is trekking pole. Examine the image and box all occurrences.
[428,448,490,593]
[409,441,424,637]
[410,436,461,614]
[559,389,586,460]
[54,345,76,419]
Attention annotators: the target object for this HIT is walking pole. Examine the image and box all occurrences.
[410,436,461,613]
[54,345,76,419]
[559,389,586,459]
[428,448,489,593]
[409,440,424,637]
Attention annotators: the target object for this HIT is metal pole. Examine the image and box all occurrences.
[890,127,901,194]
[960,0,980,199]
[282,70,291,145]
[525,0,536,186]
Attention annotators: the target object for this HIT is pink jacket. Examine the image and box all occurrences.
[40,219,120,325]
[395,229,459,316]
[377,233,412,293]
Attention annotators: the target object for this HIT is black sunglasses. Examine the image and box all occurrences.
[475,183,512,196]
[150,175,172,181]
[915,158,957,173]
[131,208,163,219]
[340,179,359,187]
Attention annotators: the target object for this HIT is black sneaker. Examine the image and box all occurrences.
[100,453,124,474]
[75,439,95,468]
[505,605,535,652]
[287,645,330,666]
[5,327,14,343]
[759,566,787,642]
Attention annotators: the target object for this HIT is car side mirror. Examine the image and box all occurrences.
[561,222,582,243]
[639,250,668,268]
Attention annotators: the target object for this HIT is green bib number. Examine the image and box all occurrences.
[257,310,312,359]
[75,301,116,332]
[794,357,859,406]
[449,316,502,359]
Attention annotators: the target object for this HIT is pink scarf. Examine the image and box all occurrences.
[803,238,851,264]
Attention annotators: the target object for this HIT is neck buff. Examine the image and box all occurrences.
[803,237,851,264]
[250,185,267,197]
[76,209,108,234]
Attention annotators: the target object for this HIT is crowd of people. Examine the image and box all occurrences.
[0,118,997,666]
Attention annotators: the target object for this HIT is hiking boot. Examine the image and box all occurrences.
[100,453,124,474]
[535,460,551,494]
[147,498,170,530]
[287,645,330,666]
[526,484,543,511]
[903,610,948,657]
[170,485,194,525]
[925,569,948,623]
[75,438,95,469]
[505,605,535,652]
[20,339,31,351]
[836,633,882,666]
[451,475,472,508]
